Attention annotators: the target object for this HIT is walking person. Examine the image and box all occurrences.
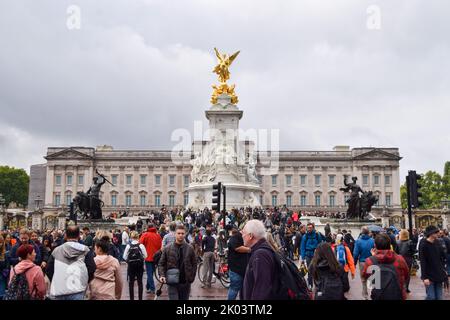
[331,234,355,294]
[140,224,162,294]
[201,227,216,288]
[362,233,409,300]
[352,226,375,300]
[227,227,250,300]
[419,226,448,300]
[309,242,346,300]
[0,234,10,299]
[120,227,130,262]
[5,244,46,300]
[8,228,41,267]
[300,223,325,288]
[89,238,122,300]
[46,225,96,300]
[397,229,416,293]
[158,225,197,300]
[241,220,277,300]
[123,231,147,300]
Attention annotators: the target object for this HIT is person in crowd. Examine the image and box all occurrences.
[397,229,416,293]
[331,234,355,293]
[342,230,355,254]
[120,227,130,262]
[158,225,197,300]
[241,220,277,300]
[94,230,120,260]
[123,231,147,300]
[159,224,168,239]
[309,242,346,300]
[82,227,94,249]
[9,228,41,267]
[46,225,96,300]
[300,222,325,288]
[201,227,216,288]
[89,238,122,300]
[442,229,450,276]
[30,231,49,270]
[419,226,448,300]
[140,224,162,294]
[353,226,375,300]
[7,244,46,300]
[362,233,409,300]
[227,227,250,300]
[162,222,177,248]
[0,234,10,299]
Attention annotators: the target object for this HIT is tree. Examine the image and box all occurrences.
[420,170,445,209]
[443,161,450,197]
[400,183,407,209]
[0,166,29,208]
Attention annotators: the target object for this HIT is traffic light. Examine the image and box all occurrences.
[212,182,222,211]
[408,170,423,208]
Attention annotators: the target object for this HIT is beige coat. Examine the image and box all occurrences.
[89,255,122,300]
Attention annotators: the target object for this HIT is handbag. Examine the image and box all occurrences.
[166,268,180,285]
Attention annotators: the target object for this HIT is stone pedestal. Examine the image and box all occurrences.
[188,94,262,210]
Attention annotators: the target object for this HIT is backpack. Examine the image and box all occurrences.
[336,245,347,266]
[262,247,311,300]
[369,256,403,300]
[315,269,345,300]
[127,244,144,267]
[4,267,35,300]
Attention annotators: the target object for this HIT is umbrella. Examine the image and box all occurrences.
[367,224,384,233]
[154,282,164,300]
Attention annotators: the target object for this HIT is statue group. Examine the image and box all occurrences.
[340,175,379,220]
[70,170,113,221]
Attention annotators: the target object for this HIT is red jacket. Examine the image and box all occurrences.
[139,228,162,262]
[361,249,410,300]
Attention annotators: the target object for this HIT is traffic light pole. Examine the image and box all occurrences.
[406,174,413,236]
[222,185,226,224]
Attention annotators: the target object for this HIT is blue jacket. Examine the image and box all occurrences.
[300,230,324,259]
[352,234,374,263]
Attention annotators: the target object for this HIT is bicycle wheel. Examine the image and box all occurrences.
[219,270,230,288]
[197,262,205,284]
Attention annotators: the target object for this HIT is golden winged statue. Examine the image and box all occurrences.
[211,48,240,105]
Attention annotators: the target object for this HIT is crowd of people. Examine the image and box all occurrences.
[0,205,449,300]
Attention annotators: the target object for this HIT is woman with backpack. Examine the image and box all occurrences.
[6,244,46,300]
[331,234,355,294]
[397,229,415,293]
[123,231,147,300]
[309,242,346,300]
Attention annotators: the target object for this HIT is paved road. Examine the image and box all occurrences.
[118,261,450,300]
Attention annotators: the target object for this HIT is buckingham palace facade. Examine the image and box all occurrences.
[28,144,402,217]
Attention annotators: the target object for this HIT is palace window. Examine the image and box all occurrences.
[111,194,117,206]
[386,194,392,207]
[184,194,189,206]
[55,175,61,186]
[300,195,307,206]
[125,195,132,207]
[111,175,118,185]
[184,175,190,187]
[66,175,72,186]
[54,194,61,206]
[373,175,380,186]
[286,175,292,186]
[286,195,292,207]
[328,175,335,187]
[155,175,161,186]
[169,175,176,186]
[363,175,369,186]
[300,175,307,186]
[272,175,277,186]
[315,195,321,206]
[78,175,84,185]
[140,195,146,206]
[272,195,277,206]
[385,175,391,186]
[314,175,321,186]
[66,193,72,205]
[126,175,132,186]
[329,195,335,207]
[140,175,147,186]
[169,195,175,206]
[155,195,161,207]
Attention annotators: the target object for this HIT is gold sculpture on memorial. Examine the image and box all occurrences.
[211,48,240,105]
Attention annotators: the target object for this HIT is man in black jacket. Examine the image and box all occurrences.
[419,225,448,300]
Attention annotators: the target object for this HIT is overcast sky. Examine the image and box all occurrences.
[0,0,449,180]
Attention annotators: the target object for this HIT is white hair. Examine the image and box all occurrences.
[244,220,266,240]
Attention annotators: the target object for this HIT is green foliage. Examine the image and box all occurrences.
[0,166,30,208]
[443,161,450,197]
[420,171,445,209]
[400,183,407,209]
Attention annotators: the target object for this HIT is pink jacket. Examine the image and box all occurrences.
[89,255,122,300]
[9,260,46,299]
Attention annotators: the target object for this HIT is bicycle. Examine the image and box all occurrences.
[197,253,230,289]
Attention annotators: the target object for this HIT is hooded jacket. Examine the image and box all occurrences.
[46,241,96,298]
[9,260,46,299]
[139,228,162,262]
[89,255,122,300]
[353,234,375,263]
[361,250,409,300]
